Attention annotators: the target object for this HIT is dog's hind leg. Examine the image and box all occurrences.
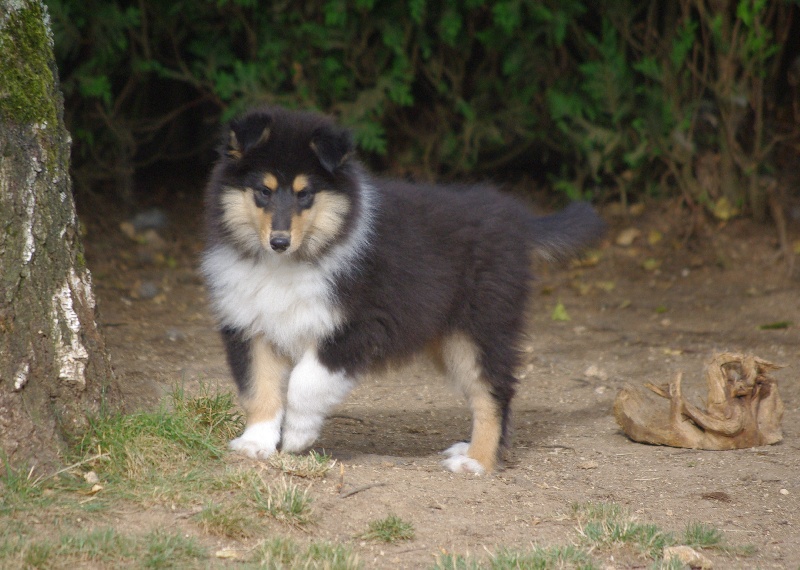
[439,332,503,474]
[224,330,291,460]
[281,348,356,453]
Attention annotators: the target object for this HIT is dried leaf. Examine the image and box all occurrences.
[712,196,739,221]
[642,258,661,271]
[616,227,641,246]
[551,302,570,322]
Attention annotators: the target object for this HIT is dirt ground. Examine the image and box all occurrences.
[81,185,800,569]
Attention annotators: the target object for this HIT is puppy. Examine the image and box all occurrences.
[201,106,605,473]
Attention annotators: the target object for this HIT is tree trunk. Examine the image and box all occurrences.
[0,0,119,469]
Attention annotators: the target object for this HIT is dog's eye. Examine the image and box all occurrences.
[296,189,314,207]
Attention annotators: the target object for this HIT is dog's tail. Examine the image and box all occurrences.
[527,202,607,261]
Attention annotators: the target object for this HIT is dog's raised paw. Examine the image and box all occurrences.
[440,442,486,475]
[229,419,281,460]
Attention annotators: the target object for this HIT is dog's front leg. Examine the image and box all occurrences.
[281,348,355,453]
[227,333,290,460]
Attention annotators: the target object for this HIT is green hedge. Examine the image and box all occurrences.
[48,0,798,218]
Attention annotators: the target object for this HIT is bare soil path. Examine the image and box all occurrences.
[83,194,800,569]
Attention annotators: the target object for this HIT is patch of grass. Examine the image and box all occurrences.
[252,476,314,527]
[252,537,360,569]
[194,502,256,539]
[681,521,756,557]
[431,553,483,570]
[490,545,596,569]
[653,557,687,570]
[67,386,245,506]
[360,514,415,543]
[269,450,335,479]
[143,529,206,569]
[171,384,244,442]
[0,460,44,513]
[0,527,206,569]
[682,522,722,548]
[573,502,674,558]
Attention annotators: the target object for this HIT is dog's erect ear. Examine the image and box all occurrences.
[226,112,272,159]
[310,124,354,173]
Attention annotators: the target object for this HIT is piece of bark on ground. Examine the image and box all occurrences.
[614,352,784,449]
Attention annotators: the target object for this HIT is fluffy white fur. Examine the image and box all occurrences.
[281,349,356,453]
[228,413,283,460]
[202,245,342,358]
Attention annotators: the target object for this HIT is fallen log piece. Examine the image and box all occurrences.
[614,352,785,449]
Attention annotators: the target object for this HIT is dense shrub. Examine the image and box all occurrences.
[48,0,799,217]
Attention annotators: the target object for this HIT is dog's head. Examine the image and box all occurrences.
[209,107,358,259]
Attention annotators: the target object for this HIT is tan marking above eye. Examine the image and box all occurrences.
[263,173,278,191]
[292,174,309,193]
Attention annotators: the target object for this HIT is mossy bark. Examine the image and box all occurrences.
[0,0,120,469]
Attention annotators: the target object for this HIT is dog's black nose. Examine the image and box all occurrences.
[270,236,290,252]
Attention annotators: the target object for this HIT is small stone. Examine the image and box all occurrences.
[584,365,608,381]
[578,460,599,469]
[141,228,167,249]
[616,227,641,246]
[131,208,168,231]
[137,281,159,300]
[780,488,789,495]
[166,328,186,342]
[663,545,713,569]
[215,549,240,560]
[84,471,99,484]
[119,221,137,240]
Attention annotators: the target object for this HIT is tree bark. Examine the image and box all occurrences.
[0,0,119,469]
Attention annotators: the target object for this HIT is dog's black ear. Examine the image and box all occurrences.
[226,112,272,159]
[310,124,354,173]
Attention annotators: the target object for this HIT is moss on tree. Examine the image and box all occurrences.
[0,0,58,126]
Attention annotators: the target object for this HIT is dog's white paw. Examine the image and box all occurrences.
[440,442,486,475]
[229,419,281,460]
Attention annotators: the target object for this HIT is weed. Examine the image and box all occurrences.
[269,450,334,479]
[143,529,206,569]
[171,384,244,443]
[682,522,722,548]
[490,545,596,569]
[360,514,415,544]
[252,537,360,569]
[573,502,674,558]
[431,553,483,570]
[194,502,256,539]
[252,477,313,527]
[682,521,756,557]
[0,460,43,513]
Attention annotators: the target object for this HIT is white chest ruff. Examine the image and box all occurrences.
[201,245,342,356]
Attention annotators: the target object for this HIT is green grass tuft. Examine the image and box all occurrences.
[269,450,335,479]
[360,514,415,543]
[490,545,596,569]
[431,553,483,570]
[252,537,360,569]
[682,522,722,548]
[252,476,314,527]
[194,502,256,539]
[573,502,674,558]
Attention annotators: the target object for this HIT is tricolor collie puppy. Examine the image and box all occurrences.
[202,106,605,474]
